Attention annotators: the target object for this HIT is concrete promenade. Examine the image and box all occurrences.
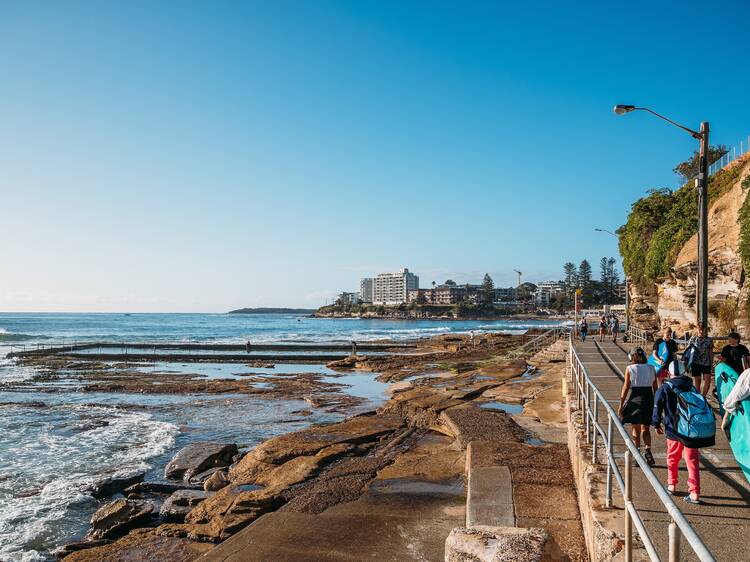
[574,339,750,561]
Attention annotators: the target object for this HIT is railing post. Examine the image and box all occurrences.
[605,415,613,508]
[668,520,681,562]
[592,394,598,462]
[584,382,591,442]
[624,450,633,562]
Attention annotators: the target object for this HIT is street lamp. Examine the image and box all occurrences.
[613,104,710,329]
[595,228,629,330]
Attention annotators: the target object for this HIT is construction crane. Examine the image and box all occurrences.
[514,269,522,287]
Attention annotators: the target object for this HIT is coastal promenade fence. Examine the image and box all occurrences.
[625,326,729,349]
[506,326,568,359]
[707,134,750,177]
[569,334,715,562]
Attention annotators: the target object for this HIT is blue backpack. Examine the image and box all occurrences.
[665,380,716,447]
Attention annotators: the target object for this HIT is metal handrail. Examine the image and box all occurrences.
[626,326,730,349]
[626,326,650,346]
[502,326,568,359]
[568,333,715,561]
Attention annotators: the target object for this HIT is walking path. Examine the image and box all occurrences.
[574,339,750,561]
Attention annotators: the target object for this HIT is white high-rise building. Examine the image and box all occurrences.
[372,268,419,305]
[359,278,374,303]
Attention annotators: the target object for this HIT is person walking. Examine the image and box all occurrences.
[651,326,679,388]
[686,322,713,396]
[618,347,657,466]
[598,315,608,342]
[611,315,620,343]
[580,317,588,342]
[719,332,750,376]
[652,361,716,504]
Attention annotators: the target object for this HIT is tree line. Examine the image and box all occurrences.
[562,258,623,307]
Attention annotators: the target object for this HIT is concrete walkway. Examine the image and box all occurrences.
[574,339,750,561]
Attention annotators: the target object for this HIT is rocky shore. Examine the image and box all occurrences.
[15,330,583,561]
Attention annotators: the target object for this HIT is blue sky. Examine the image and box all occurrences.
[2,1,749,312]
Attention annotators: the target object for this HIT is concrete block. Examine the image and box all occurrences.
[467,465,514,527]
[445,526,551,562]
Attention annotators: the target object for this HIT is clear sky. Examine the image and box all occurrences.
[2,1,750,312]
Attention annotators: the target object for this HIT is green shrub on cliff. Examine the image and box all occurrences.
[620,166,742,284]
[738,174,750,281]
[618,188,673,284]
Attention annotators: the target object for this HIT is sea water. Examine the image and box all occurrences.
[0,313,566,560]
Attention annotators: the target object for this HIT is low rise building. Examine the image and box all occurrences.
[533,281,566,306]
[495,287,517,302]
[337,291,360,305]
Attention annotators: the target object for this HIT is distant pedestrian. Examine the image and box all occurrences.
[470,331,476,347]
[245,340,251,354]
[579,318,588,342]
[651,327,678,388]
[652,361,716,504]
[618,347,657,466]
[719,332,750,376]
[611,316,620,343]
[686,322,713,396]
[599,316,608,342]
[351,340,358,357]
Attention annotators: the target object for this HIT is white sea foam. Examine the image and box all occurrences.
[0,403,177,560]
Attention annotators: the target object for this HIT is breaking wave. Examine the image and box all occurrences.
[0,403,178,561]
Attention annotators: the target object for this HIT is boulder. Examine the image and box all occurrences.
[160,489,214,523]
[89,471,146,499]
[203,470,230,492]
[445,526,554,562]
[187,466,226,485]
[87,499,154,540]
[164,442,238,481]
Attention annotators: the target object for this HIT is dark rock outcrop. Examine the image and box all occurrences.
[165,443,238,481]
[87,499,154,540]
[89,471,146,499]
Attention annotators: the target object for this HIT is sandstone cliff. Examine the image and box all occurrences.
[628,155,750,336]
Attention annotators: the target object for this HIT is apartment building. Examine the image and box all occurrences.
[371,268,419,305]
[359,278,374,303]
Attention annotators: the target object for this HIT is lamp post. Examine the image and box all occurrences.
[613,105,709,328]
[595,228,629,329]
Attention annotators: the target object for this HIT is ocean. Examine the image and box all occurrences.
[0,313,566,561]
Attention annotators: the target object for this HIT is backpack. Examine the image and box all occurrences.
[664,380,716,447]
[683,343,698,371]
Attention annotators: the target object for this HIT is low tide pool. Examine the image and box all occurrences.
[479,401,524,414]
[132,362,390,402]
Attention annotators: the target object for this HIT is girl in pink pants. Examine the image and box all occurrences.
[666,439,700,498]
[653,362,714,504]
